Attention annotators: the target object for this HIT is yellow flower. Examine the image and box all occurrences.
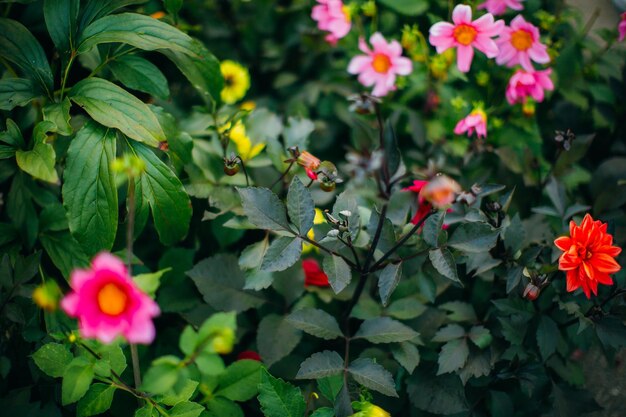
[32,281,61,311]
[351,402,391,417]
[220,60,250,104]
[303,209,326,254]
[240,101,256,111]
[229,122,265,161]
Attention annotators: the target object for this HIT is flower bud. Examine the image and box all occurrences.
[223,162,240,176]
[419,175,461,209]
[523,282,541,301]
[297,151,321,176]
[351,401,391,417]
[32,281,61,311]
[211,328,235,354]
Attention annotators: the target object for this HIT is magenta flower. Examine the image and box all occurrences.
[311,0,351,45]
[495,15,550,71]
[506,68,554,104]
[347,32,413,97]
[61,253,160,344]
[619,12,626,42]
[429,4,504,73]
[477,0,525,16]
[454,109,488,139]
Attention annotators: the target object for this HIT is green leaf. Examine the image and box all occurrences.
[78,0,149,31]
[537,316,558,361]
[310,408,334,417]
[158,379,198,406]
[164,0,183,15]
[141,357,180,395]
[62,358,94,405]
[237,187,291,232]
[391,342,420,374]
[77,383,116,417]
[283,117,314,150]
[286,308,343,340]
[378,0,428,15]
[353,317,418,344]
[32,343,73,378]
[258,368,306,417]
[383,120,401,176]
[422,211,445,247]
[347,358,398,397]
[239,237,269,270]
[260,237,302,272]
[0,18,53,96]
[377,262,402,307]
[214,359,262,401]
[407,371,469,414]
[287,176,315,235]
[257,314,302,368]
[296,351,344,380]
[0,78,37,110]
[437,338,469,375]
[0,119,25,148]
[188,254,265,312]
[322,255,351,294]
[62,122,117,255]
[432,324,465,343]
[15,121,58,183]
[44,0,80,54]
[468,325,492,349]
[448,223,499,253]
[134,404,157,417]
[98,344,127,375]
[132,141,192,244]
[317,375,344,402]
[439,301,477,323]
[429,248,460,284]
[70,78,165,147]
[40,230,90,278]
[43,97,73,136]
[133,268,170,298]
[386,298,427,320]
[110,55,170,99]
[205,397,243,417]
[169,401,204,417]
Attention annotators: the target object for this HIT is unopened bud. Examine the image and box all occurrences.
[523,283,541,301]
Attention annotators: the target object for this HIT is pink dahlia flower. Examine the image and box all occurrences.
[454,109,488,139]
[619,12,626,42]
[61,253,160,344]
[429,4,504,73]
[477,0,525,16]
[312,0,351,45]
[347,32,413,97]
[496,15,550,71]
[506,68,554,104]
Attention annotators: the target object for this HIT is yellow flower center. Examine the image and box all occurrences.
[97,283,128,316]
[372,53,391,73]
[471,109,487,122]
[510,29,533,51]
[453,24,477,46]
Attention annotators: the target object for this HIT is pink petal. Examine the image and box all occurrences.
[474,35,499,58]
[518,53,534,71]
[429,21,455,37]
[528,45,550,64]
[393,56,413,75]
[452,4,472,25]
[347,55,371,74]
[429,34,455,53]
[456,45,475,73]
[61,293,80,316]
[92,252,127,277]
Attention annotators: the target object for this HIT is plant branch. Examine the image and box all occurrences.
[297,234,357,269]
[270,160,295,189]
[560,287,626,328]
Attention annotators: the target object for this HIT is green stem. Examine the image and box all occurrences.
[60,51,76,101]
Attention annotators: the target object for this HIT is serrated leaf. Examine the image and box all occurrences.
[377,262,402,307]
[429,248,460,283]
[537,316,558,361]
[391,342,420,374]
[468,325,492,349]
[448,223,499,253]
[141,358,180,395]
[423,211,445,247]
[348,358,398,397]
[237,187,291,232]
[258,369,306,417]
[287,177,315,235]
[32,343,73,378]
[437,338,469,375]
[169,401,204,417]
[439,301,477,323]
[62,358,94,405]
[260,237,302,272]
[205,397,243,417]
[353,317,418,344]
[214,360,262,401]
[296,351,344,379]
[407,371,469,414]
[77,383,115,417]
[322,255,351,294]
[239,237,269,270]
[432,324,465,343]
[286,308,343,340]
[257,314,302,368]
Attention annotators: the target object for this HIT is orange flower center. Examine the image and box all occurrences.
[453,24,477,46]
[97,283,128,316]
[575,243,593,260]
[510,29,533,51]
[372,53,391,73]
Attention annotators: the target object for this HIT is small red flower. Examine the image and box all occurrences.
[302,259,330,287]
[404,180,432,225]
[554,214,622,298]
[237,350,262,362]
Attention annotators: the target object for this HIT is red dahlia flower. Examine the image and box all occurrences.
[554,214,622,298]
[302,259,331,287]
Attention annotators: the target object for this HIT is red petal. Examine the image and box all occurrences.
[590,253,621,273]
[554,236,572,251]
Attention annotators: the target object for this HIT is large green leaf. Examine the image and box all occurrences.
[0,18,53,96]
[296,351,344,380]
[260,237,302,272]
[63,122,118,255]
[286,308,343,340]
[347,358,398,397]
[62,358,94,405]
[32,343,73,378]
[237,187,292,232]
[15,121,58,183]
[43,97,73,136]
[257,314,302,367]
[429,248,460,284]
[110,55,170,100]
[77,383,116,417]
[214,359,262,401]
[258,369,306,417]
[437,338,469,375]
[377,263,402,307]
[0,78,37,110]
[447,222,499,253]
[322,255,351,294]
[44,0,80,54]
[537,316,558,361]
[131,141,192,245]
[287,176,315,235]
[353,317,418,344]
[78,0,148,31]
[40,230,90,279]
[70,78,165,147]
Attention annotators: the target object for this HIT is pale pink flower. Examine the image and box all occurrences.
[312,0,351,45]
[506,68,554,104]
[454,109,488,139]
[347,33,413,97]
[61,253,160,344]
[496,15,550,71]
[619,12,626,42]
[419,176,461,209]
[477,0,524,16]
[429,4,504,73]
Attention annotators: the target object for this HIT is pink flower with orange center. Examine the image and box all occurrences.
[311,0,351,45]
[477,0,525,16]
[419,175,461,209]
[454,109,488,139]
[429,4,504,73]
[619,12,626,42]
[554,214,622,298]
[505,68,554,104]
[495,15,550,71]
[347,32,413,97]
[61,253,160,344]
